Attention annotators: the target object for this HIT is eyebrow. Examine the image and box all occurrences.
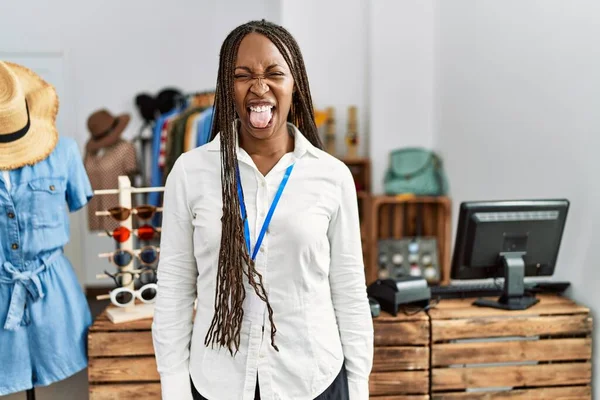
[234,64,282,72]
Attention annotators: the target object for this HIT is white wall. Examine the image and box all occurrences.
[435,0,600,394]
[281,0,370,159]
[0,0,280,287]
[369,0,436,194]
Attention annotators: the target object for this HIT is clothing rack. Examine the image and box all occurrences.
[175,90,215,104]
[132,121,155,192]
[93,176,164,323]
[129,88,215,196]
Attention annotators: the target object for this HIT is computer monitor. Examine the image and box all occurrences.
[450,199,569,310]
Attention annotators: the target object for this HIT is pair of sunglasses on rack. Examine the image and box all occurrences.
[106,246,160,267]
[105,225,161,242]
[100,205,162,221]
[96,269,158,307]
[104,268,157,287]
[109,283,158,308]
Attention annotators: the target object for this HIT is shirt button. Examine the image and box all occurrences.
[7,212,15,219]
[11,243,19,250]
[261,182,266,187]
[260,247,265,253]
[49,185,55,191]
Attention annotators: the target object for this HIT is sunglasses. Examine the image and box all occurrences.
[106,246,160,267]
[109,283,158,307]
[101,205,163,222]
[105,225,161,242]
[103,268,157,287]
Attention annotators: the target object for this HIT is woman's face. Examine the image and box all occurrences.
[234,32,294,141]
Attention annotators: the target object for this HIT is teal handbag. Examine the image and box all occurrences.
[383,148,449,196]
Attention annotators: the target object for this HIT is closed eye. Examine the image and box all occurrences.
[234,73,284,79]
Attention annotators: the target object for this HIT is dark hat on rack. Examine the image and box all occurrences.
[135,93,158,123]
[133,88,183,124]
[156,88,183,114]
[85,109,130,154]
[135,93,158,124]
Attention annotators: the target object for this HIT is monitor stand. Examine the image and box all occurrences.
[473,252,540,310]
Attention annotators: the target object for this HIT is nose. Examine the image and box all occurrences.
[250,77,269,97]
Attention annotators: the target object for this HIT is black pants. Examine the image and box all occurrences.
[191,364,349,400]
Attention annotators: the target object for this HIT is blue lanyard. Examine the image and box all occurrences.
[236,163,295,260]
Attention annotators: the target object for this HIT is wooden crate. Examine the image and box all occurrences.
[88,307,160,400]
[367,196,452,285]
[429,294,593,400]
[370,310,430,399]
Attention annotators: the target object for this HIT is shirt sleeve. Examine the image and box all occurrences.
[151,157,198,400]
[65,138,93,212]
[327,164,374,400]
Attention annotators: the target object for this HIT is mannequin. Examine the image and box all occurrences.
[84,108,138,232]
[0,61,94,398]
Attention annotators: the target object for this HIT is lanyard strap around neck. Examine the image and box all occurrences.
[236,163,295,261]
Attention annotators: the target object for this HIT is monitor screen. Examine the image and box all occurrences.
[451,199,569,281]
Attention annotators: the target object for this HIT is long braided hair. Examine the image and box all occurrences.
[204,20,324,355]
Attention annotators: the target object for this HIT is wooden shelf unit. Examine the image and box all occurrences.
[339,157,372,275]
[340,157,371,191]
[367,195,452,285]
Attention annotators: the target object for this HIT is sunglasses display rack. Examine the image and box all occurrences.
[93,175,164,324]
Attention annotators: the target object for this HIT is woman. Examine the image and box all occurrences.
[152,20,373,400]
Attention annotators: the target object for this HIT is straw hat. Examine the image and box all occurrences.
[0,61,59,170]
[85,109,130,154]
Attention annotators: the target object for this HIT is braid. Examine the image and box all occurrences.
[205,19,322,356]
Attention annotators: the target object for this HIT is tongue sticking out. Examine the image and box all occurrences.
[249,108,273,129]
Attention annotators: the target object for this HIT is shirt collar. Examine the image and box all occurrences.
[206,121,321,160]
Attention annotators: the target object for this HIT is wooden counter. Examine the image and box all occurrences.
[87,294,592,399]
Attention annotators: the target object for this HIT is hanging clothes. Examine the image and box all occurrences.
[183,110,203,152]
[196,106,215,147]
[148,107,183,208]
[147,91,215,208]
[0,137,93,396]
[163,106,207,183]
[84,139,138,231]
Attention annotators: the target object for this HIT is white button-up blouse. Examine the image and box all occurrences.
[152,123,374,400]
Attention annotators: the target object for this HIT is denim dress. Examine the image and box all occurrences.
[0,137,94,395]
